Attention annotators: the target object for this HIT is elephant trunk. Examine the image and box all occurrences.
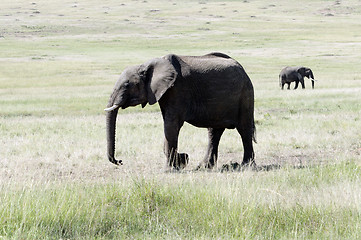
[106,108,122,165]
[310,71,315,89]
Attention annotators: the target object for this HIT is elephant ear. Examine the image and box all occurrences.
[305,68,314,79]
[296,67,303,73]
[142,58,177,105]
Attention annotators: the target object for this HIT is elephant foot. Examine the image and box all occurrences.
[241,160,256,168]
[195,161,215,171]
[221,161,240,172]
[169,153,189,171]
[221,161,256,172]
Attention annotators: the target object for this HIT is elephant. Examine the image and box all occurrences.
[279,66,315,90]
[105,52,256,170]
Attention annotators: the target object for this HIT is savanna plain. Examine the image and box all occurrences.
[1,0,361,239]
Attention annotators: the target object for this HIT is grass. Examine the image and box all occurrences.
[1,0,361,239]
[1,163,361,239]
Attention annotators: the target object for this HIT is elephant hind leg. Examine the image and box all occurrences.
[237,125,255,166]
[197,128,225,170]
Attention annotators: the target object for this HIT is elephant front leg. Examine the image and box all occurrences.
[197,128,225,170]
[300,79,305,89]
[163,120,188,170]
[294,80,299,89]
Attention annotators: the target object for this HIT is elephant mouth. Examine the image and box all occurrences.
[119,99,136,109]
[127,98,145,108]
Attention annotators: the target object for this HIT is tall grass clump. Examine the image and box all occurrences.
[1,163,361,239]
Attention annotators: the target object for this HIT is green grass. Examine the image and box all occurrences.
[1,163,361,239]
[1,0,361,239]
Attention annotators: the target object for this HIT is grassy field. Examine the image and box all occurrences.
[1,0,361,239]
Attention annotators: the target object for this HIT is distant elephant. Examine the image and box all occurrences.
[105,52,256,170]
[279,66,315,90]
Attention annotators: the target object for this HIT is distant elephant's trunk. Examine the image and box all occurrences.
[106,109,122,165]
[310,70,315,89]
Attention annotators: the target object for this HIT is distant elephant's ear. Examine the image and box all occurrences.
[305,68,314,78]
[143,58,177,105]
[297,67,307,76]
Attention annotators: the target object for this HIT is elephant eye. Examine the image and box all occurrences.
[123,81,130,88]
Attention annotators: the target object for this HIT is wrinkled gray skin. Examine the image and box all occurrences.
[105,53,256,170]
[279,66,315,90]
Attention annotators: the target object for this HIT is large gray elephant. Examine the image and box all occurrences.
[105,52,256,170]
[279,66,315,90]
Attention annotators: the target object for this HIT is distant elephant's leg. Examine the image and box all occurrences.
[300,79,305,89]
[237,126,255,166]
[163,120,187,170]
[287,83,291,90]
[294,80,299,89]
[280,77,285,90]
[198,128,225,169]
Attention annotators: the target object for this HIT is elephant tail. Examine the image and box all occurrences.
[279,74,282,88]
[252,123,257,144]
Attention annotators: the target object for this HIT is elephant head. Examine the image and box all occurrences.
[297,67,315,89]
[104,58,177,165]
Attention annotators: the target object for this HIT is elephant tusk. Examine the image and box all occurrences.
[104,104,120,112]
